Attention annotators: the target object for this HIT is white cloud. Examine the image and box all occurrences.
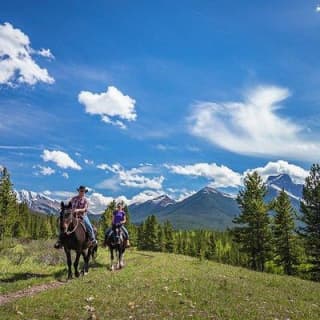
[62,172,69,179]
[189,85,320,161]
[155,144,176,151]
[33,165,55,176]
[96,176,121,191]
[84,159,94,165]
[165,162,242,188]
[36,48,54,59]
[88,192,114,212]
[246,160,308,184]
[0,22,54,86]
[316,5,320,12]
[78,86,137,129]
[40,166,55,176]
[41,149,81,170]
[43,190,74,199]
[129,190,164,204]
[96,163,164,190]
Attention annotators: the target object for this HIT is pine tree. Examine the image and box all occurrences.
[157,224,165,252]
[143,215,159,251]
[300,164,320,280]
[163,220,174,253]
[99,200,115,239]
[272,189,298,275]
[232,171,272,272]
[0,167,18,239]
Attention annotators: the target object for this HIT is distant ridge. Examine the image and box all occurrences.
[15,173,304,229]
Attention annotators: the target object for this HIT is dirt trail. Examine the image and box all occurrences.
[0,281,66,306]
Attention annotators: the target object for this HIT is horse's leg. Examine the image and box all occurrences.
[65,248,72,279]
[110,247,114,271]
[82,248,89,274]
[120,247,125,268]
[74,251,81,278]
[116,245,121,269]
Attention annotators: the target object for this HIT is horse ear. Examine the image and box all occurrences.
[67,201,72,209]
[60,201,64,209]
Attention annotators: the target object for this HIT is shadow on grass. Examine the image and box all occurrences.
[0,268,67,283]
[0,272,52,283]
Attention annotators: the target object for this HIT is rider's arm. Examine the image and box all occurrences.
[111,212,115,225]
[74,200,88,215]
[121,214,126,224]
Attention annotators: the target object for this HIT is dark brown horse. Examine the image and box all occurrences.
[59,201,94,279]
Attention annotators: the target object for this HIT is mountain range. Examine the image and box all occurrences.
[14,174,304,230]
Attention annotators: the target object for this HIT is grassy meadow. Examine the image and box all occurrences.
[0,240,320,319]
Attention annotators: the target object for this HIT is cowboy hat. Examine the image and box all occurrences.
[77,185,88,193]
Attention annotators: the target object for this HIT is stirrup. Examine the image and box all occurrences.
[54,241,63,249]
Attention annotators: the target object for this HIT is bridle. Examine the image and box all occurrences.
[60,208,79,236]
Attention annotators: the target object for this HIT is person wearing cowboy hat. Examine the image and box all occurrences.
[54,185,97,249]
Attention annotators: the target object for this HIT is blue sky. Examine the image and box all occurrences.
[1,1,320,204]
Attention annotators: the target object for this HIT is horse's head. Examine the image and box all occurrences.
[60,201,73,233]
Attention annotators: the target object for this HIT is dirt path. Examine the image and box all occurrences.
[0,281,66,306]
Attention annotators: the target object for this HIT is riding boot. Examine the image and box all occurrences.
[54,239,63,249]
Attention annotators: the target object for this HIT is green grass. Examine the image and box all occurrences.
[0,239,65,294]
[1,240,320,319]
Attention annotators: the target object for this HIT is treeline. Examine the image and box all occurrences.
[231,166,320,281]
[0,167,57,240]
[3,161,320,281]
[100,164,320,282]
[99,203,246,266]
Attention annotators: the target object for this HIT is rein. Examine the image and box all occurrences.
[65,215,80,236]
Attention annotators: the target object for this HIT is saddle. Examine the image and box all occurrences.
[109,225,123,244]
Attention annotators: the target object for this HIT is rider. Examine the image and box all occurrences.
[106,201,130,247]
[54,185,97,249]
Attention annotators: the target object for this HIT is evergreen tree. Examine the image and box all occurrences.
[272,189,298,275]
[99,200,115,239]
[0,167,18,239]
[143,215,159,251]
[273,190,298,275]
[163,220,174,253]
[232,171,272,272]
[300,164,320,280]
[157,223,165,252]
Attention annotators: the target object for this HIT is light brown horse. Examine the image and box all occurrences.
[59,202,94,279]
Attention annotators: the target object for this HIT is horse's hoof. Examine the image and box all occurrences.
[67,275,73,280]
[75,272,80,278]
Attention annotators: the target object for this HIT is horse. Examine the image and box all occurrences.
[103,224,126,271]
[59,201,94,279]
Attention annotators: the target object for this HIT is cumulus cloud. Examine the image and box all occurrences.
[189,85,320,161]
[33,165,55,176]
[78,86,137,129]
[245,160,308,184]
[129,190,164,204]
[316,5,320,12]
[62,172,69,179]
[0,22,54,86]
[165,162,242,188]
[41,149,81,170]
[96,163,164,190]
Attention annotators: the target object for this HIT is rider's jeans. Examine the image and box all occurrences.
[83,215,95,240]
